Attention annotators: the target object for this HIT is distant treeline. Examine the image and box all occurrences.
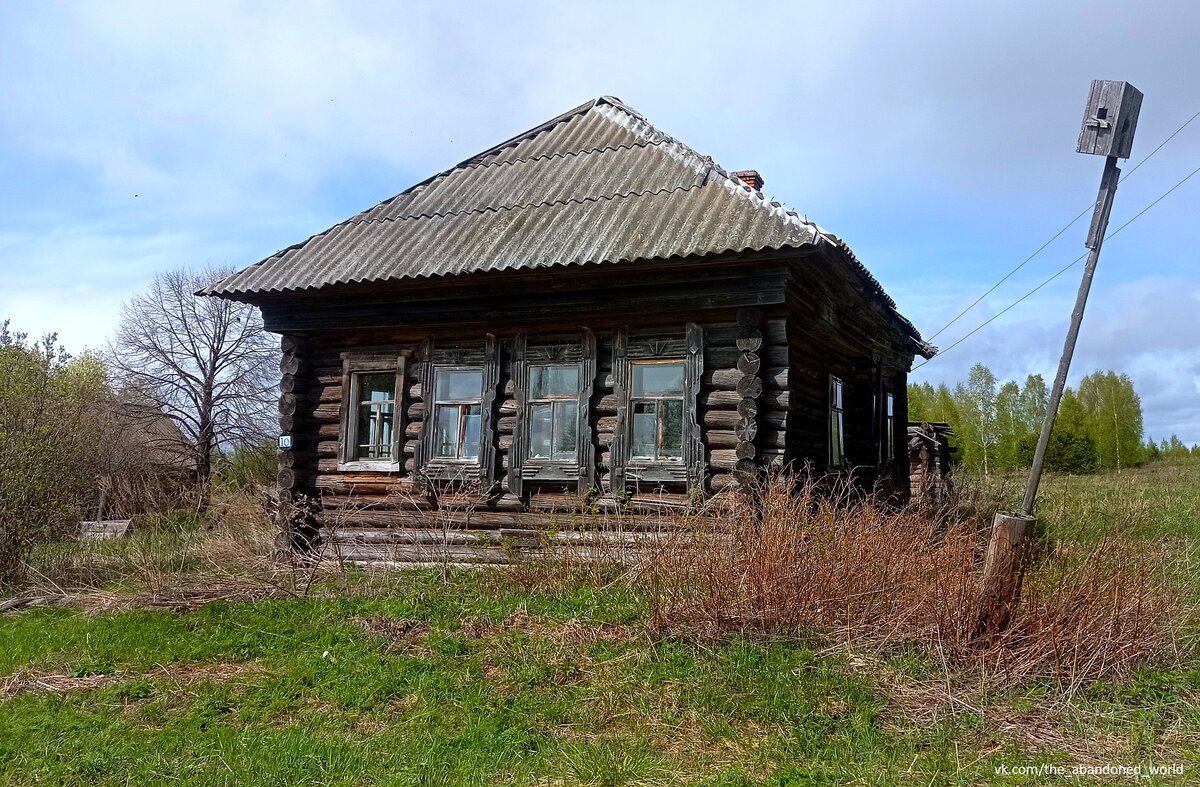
[909,364,1198,474]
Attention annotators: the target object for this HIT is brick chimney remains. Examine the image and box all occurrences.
[730,170,764,190]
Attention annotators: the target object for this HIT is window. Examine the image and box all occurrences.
[339,352,408,470]
[352,372,397,460]
[432,367,484,461]
[629,360,685,461]
[527,364,580,461]
[883,392,895,463]
[829,376,845,466]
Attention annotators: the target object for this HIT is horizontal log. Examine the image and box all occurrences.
[409,383,422,401]
[279,393,302,416]
[763,366,788,391]
[499,398,517,417]
[318,422,341,439]
[736,306,764,327]
[497,415,517,433]
[700,390,741,409]
[407,402,424,421]
[280,335,306,355]
[736,375,764,399]
[321,494,431,511]
[701,368,742,390]
[278,450,314,469]
[280,374,298,394]
[317,440,339,458]
[735,417,757,442]
[733,459,758,484]
[405,421,421,440]
[736,442,756,461]
[710,473,737,493]
[313,403,341,423]
[737,398,757,419]
[280,355,308,376]
[314,477,412,496]
[736,351,761,375]
[704,430,739,449]
[708,449,737,472]
[736,326,763,352]
[278,467,308,490]
[703,409,785,431]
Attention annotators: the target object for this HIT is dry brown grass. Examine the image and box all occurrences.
[640,474,1191,685]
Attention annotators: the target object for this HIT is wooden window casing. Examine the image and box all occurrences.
[510,332,596,497]
[337,352,409,472]
[611,324,704,491]
[417,337,500,485]
[829,375,845,467]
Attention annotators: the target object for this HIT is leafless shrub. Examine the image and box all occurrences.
[640,473,1190,684]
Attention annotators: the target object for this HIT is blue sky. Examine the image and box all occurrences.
[2,1,1198,444]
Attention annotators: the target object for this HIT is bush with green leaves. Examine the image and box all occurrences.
[0,321,109,584]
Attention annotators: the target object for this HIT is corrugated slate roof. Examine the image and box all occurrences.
[204,96,929,352]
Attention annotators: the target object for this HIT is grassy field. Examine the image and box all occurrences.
[1,462,1198,785]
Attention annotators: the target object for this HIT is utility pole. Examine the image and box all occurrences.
[974,80,1143,644]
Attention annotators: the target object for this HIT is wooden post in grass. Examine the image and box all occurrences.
[974,81,1143,645]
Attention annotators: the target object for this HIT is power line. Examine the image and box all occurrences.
[913,162,1200,371]
[926,107,1200,341]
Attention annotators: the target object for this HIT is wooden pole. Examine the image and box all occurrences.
[1021,155,1120,517]
[976,78,1142,645]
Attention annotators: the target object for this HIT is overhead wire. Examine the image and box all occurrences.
[912,161,1200,371]
[925,107,1200,342]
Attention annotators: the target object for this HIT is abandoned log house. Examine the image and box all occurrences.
[205,96,935,556]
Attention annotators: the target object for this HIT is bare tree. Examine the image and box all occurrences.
[110,266,277,507]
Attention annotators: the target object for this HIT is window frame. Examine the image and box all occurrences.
[610,324,704,491]
[627,359,687,462]
[430,365,486,463]
[526,363,582,462]
[337,352,408,472]
[510,332,596,497]
[882,391,895,464]
[416,337,501,485]
[829,375,845,467]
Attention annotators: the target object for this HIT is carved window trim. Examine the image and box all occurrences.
[337,351,409,472]
[611,324,704,490]
[510,331,596,497]
[416,337,500,486]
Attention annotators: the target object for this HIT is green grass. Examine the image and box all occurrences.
[2,461,1199,785]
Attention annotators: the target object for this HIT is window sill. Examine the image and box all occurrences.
[337,460,401,473]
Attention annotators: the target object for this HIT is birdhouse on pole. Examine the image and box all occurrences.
[1076,80,1143,159]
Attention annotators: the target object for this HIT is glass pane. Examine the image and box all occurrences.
[461,405,481,460]
[885,393,894,417]
[530,364,579,398]
[631,363,684,396]
[632,401,657,458]
[830,411,844,464]
[359,373,395,403]
[434,405,458,458]
[831,378,843,409]
[435,368,482,401]
[554,401,578,459]
[529,403,553,459]
[659,399,683,457]
[356,402,394,459]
